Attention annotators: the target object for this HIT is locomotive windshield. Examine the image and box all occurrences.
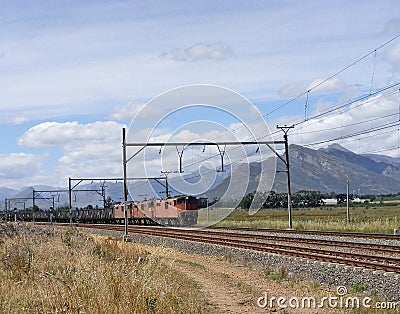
[177,197,197,205]
[188,197,197,204]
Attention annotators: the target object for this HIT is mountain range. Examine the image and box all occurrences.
[1,144,399,210]
[278,144,400,194]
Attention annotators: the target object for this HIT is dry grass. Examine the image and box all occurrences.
[0,223,206,313]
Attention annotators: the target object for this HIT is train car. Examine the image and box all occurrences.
[113,195,198,226]
[112,202,152,225]
[11,195,199,226]
[138,195,198,226]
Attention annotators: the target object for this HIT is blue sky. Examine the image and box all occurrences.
[1,0,400,189]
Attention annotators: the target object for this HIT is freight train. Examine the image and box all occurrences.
[5,195,199,226]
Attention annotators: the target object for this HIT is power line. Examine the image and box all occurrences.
[293,83,400,128]
[302,121,400,147]
[266,34,400,117]
[176,85,399,178]
[168,84,399,176]
[251,82,400,144]
[359,145,399,155]
[205,35,400,142]
[324,127,398,145]
[293,112,399,136]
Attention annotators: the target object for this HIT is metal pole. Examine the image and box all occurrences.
[206,198,209,223]
[165,175,169,198]
[161,171,178,198]
[68,177,72,225]
[122,128,129,237]
[4,198,7,222]
[217,145,225,172]
[346,178,350,224]
[284,134,293,229]
[32,189,35,223]
[102,184,106,208]
[277,125,294,229]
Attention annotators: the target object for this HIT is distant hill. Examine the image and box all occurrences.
[204,144,400,199]
[320,144,400,180]
[0,187,18,201]
[286,144,400,194]
[362,153,400,168]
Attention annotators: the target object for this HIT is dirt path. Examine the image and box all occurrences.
[149,247,336,314]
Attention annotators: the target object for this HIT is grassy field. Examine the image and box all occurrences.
[0,224,207,313]
[198,205,400,233]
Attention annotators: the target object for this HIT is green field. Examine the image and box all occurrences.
[198,205,400,234]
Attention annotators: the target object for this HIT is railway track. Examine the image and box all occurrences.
[72,223,400,274]
[210,226,400,241]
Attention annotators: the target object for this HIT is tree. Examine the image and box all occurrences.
[238,192,255,210]
[104,196,113,208]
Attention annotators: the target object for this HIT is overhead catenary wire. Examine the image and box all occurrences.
[358,145,399,155]
[212,34,400,141]
[293,112,400,136]
[249,82,400,146]
[169,36,400,167]
[340,130,398,149]
[302,120,400,147]
[161,84,400,178]
[292,83,400,129]
[267,34,400,116]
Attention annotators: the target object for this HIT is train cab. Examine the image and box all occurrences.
[175,196,198,211]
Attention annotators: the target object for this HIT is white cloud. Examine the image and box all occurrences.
[185,43,233,61]
[279,77,347,98]
[0,153,43,181]
[18,121,124,147]
[1,115,27,125]
[111,102,168,122]
[16,121,126,184]
[160,43,233,62]
[279,82,306,98]
[307,77,346,94]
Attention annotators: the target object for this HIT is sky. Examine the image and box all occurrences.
[1,0,400,190]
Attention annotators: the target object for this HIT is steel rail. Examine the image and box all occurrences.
[125,227,400,266]
[73,224,400,273]
[210,226,400,241]
[196,229,400,255]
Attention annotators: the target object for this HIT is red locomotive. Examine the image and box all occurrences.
[113,195,198,226]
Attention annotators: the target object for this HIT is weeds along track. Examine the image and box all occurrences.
[57,223,400,274]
